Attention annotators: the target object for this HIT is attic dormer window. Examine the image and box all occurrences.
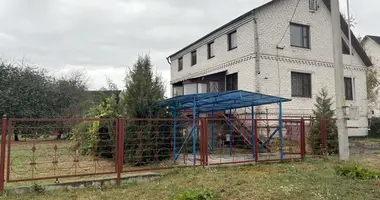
[309,0,318,11]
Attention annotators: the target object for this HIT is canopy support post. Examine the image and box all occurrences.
[251,105,255,159]
[192,96,197,167]
[173,103,177,161]
[211,110,215,153]
[279,101,284,160]
[229,108,232,156]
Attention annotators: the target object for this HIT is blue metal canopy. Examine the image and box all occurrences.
[158,90,291,113]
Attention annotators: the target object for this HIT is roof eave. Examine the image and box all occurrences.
[167,0,278,60]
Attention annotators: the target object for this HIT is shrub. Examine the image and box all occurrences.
[173,189,220,200]
[123,120,172,165]
[70,89,120,158]
[334,163,380,179]
[32,183,45,194]
[369,117,380,138]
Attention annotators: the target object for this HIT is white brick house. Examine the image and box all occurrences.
[362,35,380,117]
[168,0,372,136]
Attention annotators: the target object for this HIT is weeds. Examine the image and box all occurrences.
[32,183,45,194]
[334,163,380,179]
[173,189,219,200]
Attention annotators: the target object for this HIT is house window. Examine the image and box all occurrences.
[344,77,353,100]
[309,0,318,11]
[173,86,184,97]
[198,83,208,94]
[291,72,311,98]
[208,41,215,59]
[178,57,183,71]
[228,31,237,50]
[191,51,197,66]
[342,39,351,55]
[290,23,310,48]
[226,73,238,91]
[184,83,197,95]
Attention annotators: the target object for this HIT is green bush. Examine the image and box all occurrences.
[369,117,380,138]
[123,120,172,165]
[71,120,115,157]
[173,189,220,200]
[334,163,380,179]
[71,94,119,158]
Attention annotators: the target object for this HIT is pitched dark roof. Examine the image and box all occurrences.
[365,35,380,46]
[168,0,372,67]
[322,0,372,67]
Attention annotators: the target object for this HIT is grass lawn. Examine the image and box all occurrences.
[2,158,380,200]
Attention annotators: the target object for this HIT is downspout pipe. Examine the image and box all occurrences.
[253,11,261,116]
[253,13,260,93]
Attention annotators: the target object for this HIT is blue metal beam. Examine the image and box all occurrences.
[178,94,268,110]
[173,103,177,161]
[174,126,195,161]
[229,108,232,156]
[279,101,284,160]
[192,96,197,167]
[184,99,290,113]
[251,105,255,159]
[259,128,279,151]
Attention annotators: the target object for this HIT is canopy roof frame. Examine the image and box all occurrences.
[158,90,291,113]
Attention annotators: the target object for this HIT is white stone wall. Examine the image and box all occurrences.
[253,0,368,136]
[255,0,364,66]
[169,0,369,136]
[170,19,256,84]
[363,38,380,66]
[363,38,380,117]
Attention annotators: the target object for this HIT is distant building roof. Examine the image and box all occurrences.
[364,35,380,46]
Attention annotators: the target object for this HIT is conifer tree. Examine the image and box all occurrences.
[308,88,339,155]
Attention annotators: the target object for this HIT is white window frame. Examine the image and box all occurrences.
[309,0,318,11]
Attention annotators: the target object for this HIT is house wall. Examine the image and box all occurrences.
[170,18,257,93]
[363,39,380,66]
[169,0,369,136]
[363,38,380,117]
[253,0,368,136]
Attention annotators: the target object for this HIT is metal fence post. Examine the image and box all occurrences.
[300,118,306,159]
[0,115,7,192]
[116,118,124,186]
[199,118,208,167]
[254,119,259,162]
[200,119,204,167]
[6,120,12,182]
[204,119,208,166]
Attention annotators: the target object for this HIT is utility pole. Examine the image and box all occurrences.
[331,0,350,160]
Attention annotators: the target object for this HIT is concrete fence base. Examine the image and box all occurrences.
[6,172,161,195]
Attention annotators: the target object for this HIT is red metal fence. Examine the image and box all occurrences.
[0,116,341,192]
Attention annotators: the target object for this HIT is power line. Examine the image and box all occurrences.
[276,0,302,46]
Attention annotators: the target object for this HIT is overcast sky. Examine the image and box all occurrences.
[0,0,377,97]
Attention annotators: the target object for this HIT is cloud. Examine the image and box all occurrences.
[0,0,377,97]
